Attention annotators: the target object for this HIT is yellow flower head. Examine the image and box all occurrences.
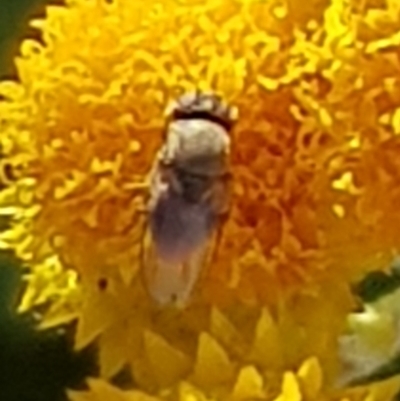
[2,0,400,399]
[0,0,393,306]
[67,361,400,401]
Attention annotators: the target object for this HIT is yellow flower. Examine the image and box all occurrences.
[67,359,400,401]
[2,0,400,399]
[2,0,393,309]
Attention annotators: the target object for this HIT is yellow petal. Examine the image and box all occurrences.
[68,379,124,401]
[39,298,80,330]
[124,391,162,401]
[179,382,214,401]
[193,332,234,388]
[257,75,280,91]
[209,308,244,358]
[68,382,162,401]
[250,308,283,369]
[67,390,92,401]
[273,372,302,401]
[144,330,191,388]
[364,375,400,401]
[230,366,265,400]
[296,357,323,399]
[99,323,129,379]
[75,291,121,350]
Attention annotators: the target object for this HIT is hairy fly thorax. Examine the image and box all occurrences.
[143,92,238,307]
[153,118,231,204]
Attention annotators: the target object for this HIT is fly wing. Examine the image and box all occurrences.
[141,190,218,307]
[142,232,211,308]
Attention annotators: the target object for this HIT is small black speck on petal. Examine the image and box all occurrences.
[97,278,108,291]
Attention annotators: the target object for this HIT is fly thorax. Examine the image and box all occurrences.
[162,119,230,203]
[166,119,230,161]
[171,168,211,203]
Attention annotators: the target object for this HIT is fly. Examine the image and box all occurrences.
[141,91,238,307]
